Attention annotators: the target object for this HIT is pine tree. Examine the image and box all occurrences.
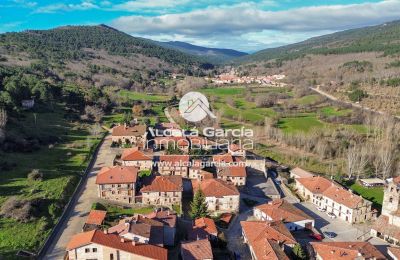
[190,188,208,219]
[293,243,306,260]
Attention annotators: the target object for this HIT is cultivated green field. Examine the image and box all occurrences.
[119,90,170,102]
[0,106,102,258]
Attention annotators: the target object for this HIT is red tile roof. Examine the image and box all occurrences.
[159,155,190,166]
[95,166,138,184]
[181,239,213,260]
[121,148,152,161]
[194,217,218,235]
[310,242,385,260]
[219,165,246,177]
[66,230,167,260]
[241,220,295,260]
[322,185,365,209]
[255,199,313,223]
[388,247,400,258]
[86,210,107,226]
[372,215,400,241]
[212,153,234,164]
[219,213,233,224]
[192,179,239,198]
[140,176,183,192]
[145,209,177,228]
[295,176,332,194]
[112,124,146,137]
[199,170,214,180]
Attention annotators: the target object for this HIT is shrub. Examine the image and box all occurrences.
[0,197,42,222]
[27,169,43,181]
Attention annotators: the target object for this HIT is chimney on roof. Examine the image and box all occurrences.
[331,250,335,254]
[104,229,108,234]
[121,238,125,243]
[167,210,170,216]
[132,241,136,246]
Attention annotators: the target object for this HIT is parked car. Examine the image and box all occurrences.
[327,212,336,219]
[323,231,337,238]
[309,233,323,240]
[317,206,326,212]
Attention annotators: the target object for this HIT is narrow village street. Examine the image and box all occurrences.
[43,135,116,259]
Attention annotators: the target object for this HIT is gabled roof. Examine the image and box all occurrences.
[295,176,332,194]
[145,210,177,228]
[95,166,138,184]
[189,217,218,240]
[241,220,295,260]
[112,124,147,137]
[212,153,234,164]
[192,179,239,198]
[66,230,167,260]
[121,148,152,161]
[108,215,164,246]
[322,185,365,209]
[290,167,314,178]
[218,165,246,177]
[255,199,313,223]
[159,155,190,166]
[181,239,213,260]
[310,242,385,260]
[140,176,183,192]
[86,210,107,226]
[372,215,400,241]
[241,220,296,245]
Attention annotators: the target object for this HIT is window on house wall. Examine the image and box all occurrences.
[85,248,90,253]
[390,197,393,203]
[110,253,114,260]
[92,248,97,252]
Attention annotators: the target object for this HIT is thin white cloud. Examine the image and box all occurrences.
[113,0,190,10]
[34,1,98,13]
[111,0,400,35]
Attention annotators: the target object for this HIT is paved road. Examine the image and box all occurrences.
[164,107,177,124]
[43,135,116,260]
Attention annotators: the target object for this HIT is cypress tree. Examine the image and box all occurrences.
[190,188,208,219]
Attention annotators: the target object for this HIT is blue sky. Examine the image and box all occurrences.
[1,0,399,52]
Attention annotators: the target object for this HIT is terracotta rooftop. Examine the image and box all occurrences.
[388,247,400,259]
[192,179,239,198]
[159,155,190,166]
[218,165,246,178]
[121,148,152,161]
[212,153,234,164]
[296,176,332,194]
[322,185,366,209]
[145,209,177,228]
[290,167,314,178]
[85,210,107,226]
[108,215,164,246]
[181,239,213,260]
[241,220,295,259]
[199,170,214,180]
[95,166,138,185]
[310,242,385,260]
[66,230,167,260]
[372,215,400,241]
[189,217,218,240]
[140,176,183,193]
[112,124,146,137]
[255,199,313,223]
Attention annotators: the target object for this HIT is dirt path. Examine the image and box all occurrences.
[42,135,116,260]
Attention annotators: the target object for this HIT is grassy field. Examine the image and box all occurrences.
[278,116,325,133]
[0,106,102,258]
[342,181,384,209]
[119,90,170,102]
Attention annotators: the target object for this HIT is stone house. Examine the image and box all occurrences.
[217,165,246,186]
[96,166,138,204]
[121,148,153,171]
[192,179,240,214]
[111,124,147,145]
[66,229,167,260]
[158,155,189,178]
[140,176,183,207]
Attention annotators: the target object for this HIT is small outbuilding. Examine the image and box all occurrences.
[359,178,385,187]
